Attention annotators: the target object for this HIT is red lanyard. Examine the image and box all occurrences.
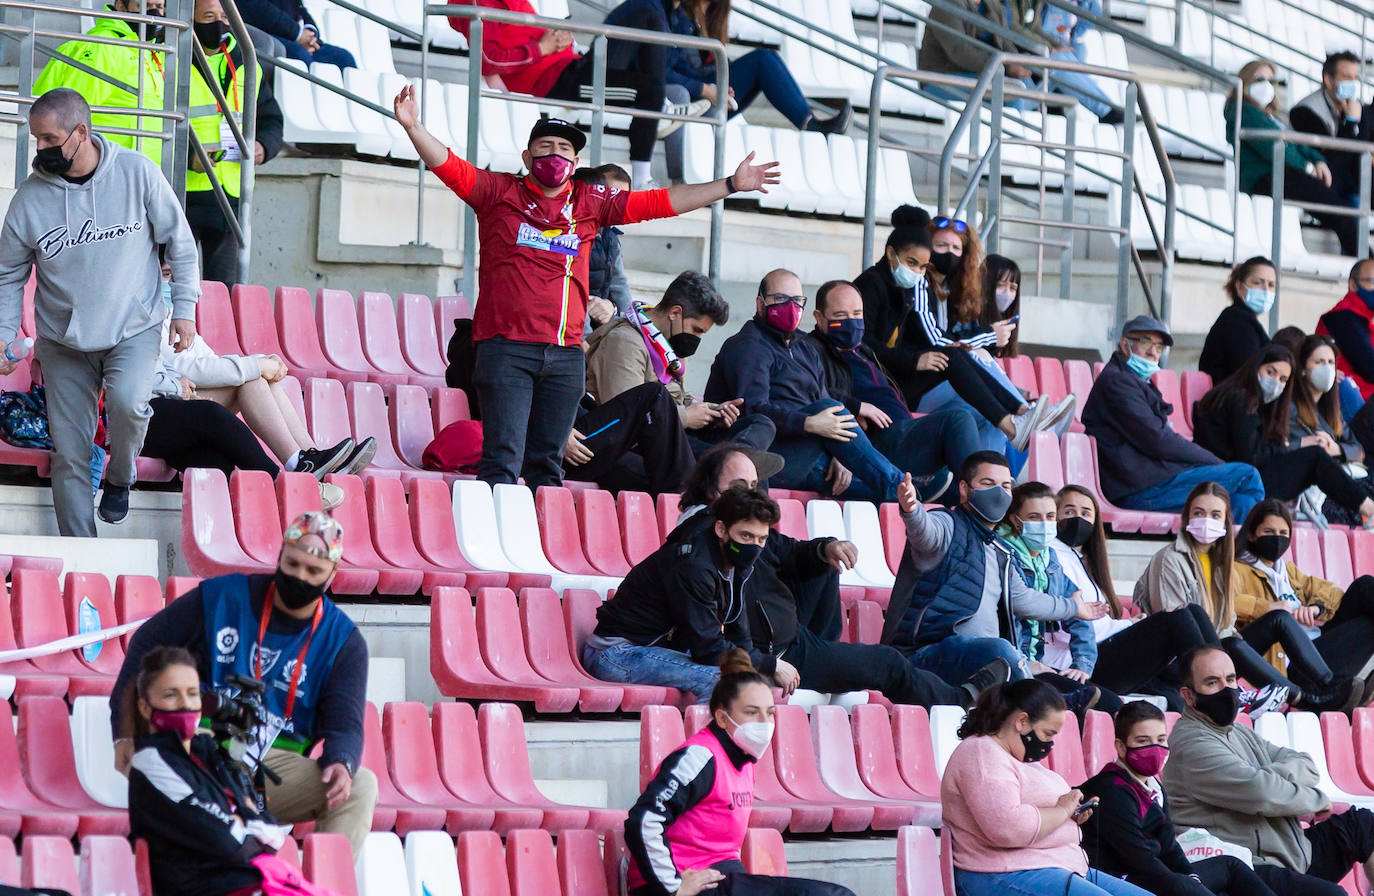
[254,586,322,720]
[215,49,241,115]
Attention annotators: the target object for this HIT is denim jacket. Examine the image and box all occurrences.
[1040,0,1099,47]
[1001,528,1098,674]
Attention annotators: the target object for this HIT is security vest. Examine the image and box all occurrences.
[186,37,252,198]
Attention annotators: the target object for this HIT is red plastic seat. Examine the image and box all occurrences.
[302,832,360,896]
[182,468,273,578]
[391,383,440,470]
[1044,709,1088,785]
[229,469,286,564]
[1034,357,1068,406]
[1350,707,1374,790]
[459,831,513,896]
[62,571,125,676]
[348,380,442,476]
[436,295,472,354]
[1150,369,1191,438]
[1293,526,1325,580]
[479,702,625,831]
[316,288,404,385]
[775,498,809,541]
[573,489,632,577]
[475,588,580,712]
[1064,360,1094,423]
[12,570,113,696]
[398,293,449,378]
[809,704,926,828]
[304,377,355,459]
[196,279,244,355]
[896,825,943,896]
[534,487,600,576]
[507,828,562,896]
[81,835,139,896]
[770,704,877,831]
[276,286,356,382]
[879,502,906,576]
[656,492,682,539]
[164,576,201,602]
[640,705,687,790]
[17,697,128,835]
[1180,370,1213,431]
[365,476,468,594]
[0,699,76,838]
[381,702,496,833]
[1004,355,1038,397]
[562,589,677,711]
[21,836,77,893]
[848,599,884,645]
[0,585,68,700]
[617,491,662,566]
[1062,433,1142,534]
[276,837,301,868]
[1352,530,1374,580]
[853,704,936,806]
[556,828,612,896]
[431,702,544,833]
[684,705,814,832]
[325,473,425,595]
[1321,712,1374,797]
[359,291,440,386]
[408,479,509,589]
[890,705,943,800]
[1026,431,1065,492]
[740,828,787,875]
[1082,709,1115,779]
[361,701,442,833]
[432,386,472,430]
[518,588,624,712]
[114,575,164,628]
[431,587,577,709]
[230,284,287,358]
[1324,531,1355,589]
[0,836,16,885]
[274,471,379,595]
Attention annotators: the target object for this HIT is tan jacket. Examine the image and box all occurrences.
[584,317,690,409]
[1234,560,1343,673]
[1134,530,1239,636]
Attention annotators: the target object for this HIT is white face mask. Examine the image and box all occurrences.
[727,714,775,758]
[1310,364,1337,394]
[1248,79,1276,108]
[994,290,1017,312]
[1185,516,1227,545]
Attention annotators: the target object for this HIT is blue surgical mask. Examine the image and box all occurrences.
[1017,519,1055,553]
[1125,352,1160,380]
[891,261,921,290]
[1336,80,1359,102]
[1243,288,1275,315]
[824,317,865,351]
[1356,286,1374,311]
[160,280,173,310]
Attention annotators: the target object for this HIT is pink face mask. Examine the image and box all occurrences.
[1124,743,1168,778]
[529,153,574,189]
[764,301,802,332]
[150,708,201,740]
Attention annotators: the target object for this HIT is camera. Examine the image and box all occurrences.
[201,674,270,753]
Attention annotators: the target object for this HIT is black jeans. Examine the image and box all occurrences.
[1252,171,1361,257]
[893,347,1025,426]
[1127,854,1278,896]
[142,397,279,477]
[869,407,980,483]
[1036,671,1123,715]
[565,382,695,495]
[784,627,967,708]
[688,413,778,456]
[1257,445,1367,513]
[546,54,663,163]
[1093,604,1217,696]
[781,568,842,643]
[472,337,586,488]
[1252,807,1374,895]
[632,860,855,896]
[1240,608,1335,689]
[1312,576,1374,680]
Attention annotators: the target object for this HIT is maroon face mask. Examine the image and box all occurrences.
[530,153,574,189]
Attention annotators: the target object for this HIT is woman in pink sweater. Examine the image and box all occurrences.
[941,679,1156,896]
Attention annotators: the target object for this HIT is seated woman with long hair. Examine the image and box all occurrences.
[1289,333,1372,526]
[1135,481,1355,714]
[942,678,1153,896]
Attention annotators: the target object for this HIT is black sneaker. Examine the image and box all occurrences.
[294,438,354,479]
[1062,684,1101,718]
[97,484,130,525]
[1294,679,1355,715]
[912,470,955,504]
[807,99,852,135]
[337,437,378,476]
[960,657,1013,706]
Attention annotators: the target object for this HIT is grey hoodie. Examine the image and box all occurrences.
[0,133,199,353]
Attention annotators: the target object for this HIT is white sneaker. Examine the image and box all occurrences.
[1040,394,1077,436]
[658,98,713,137]
[1010,398,1051,452]
[319,482,345,512]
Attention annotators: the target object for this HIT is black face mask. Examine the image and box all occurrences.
[1020,729,1054,763]
[194,19,227,50]
[34,128,78,175]
[668,332,700,358]
[724,538,762,571]
[930,250,961,276]
[1191,685,1240,728]
[1250,534,1290,563]
[274,569,327,610]
[139,15,165,43]
[1056,516,1094,550]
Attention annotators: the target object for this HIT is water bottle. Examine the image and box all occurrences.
[4,336,33,362]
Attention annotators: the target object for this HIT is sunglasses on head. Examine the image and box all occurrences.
[933,216,968,233]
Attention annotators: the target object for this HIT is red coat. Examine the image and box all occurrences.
[1316,291,1374,399]
[446,0,578,96]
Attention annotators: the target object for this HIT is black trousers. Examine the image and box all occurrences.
[1311,576,1374,681]
[895,347,1025,425]
[687,412,778,456]
[1126,854,1278,896]
[1252,171,1361,257]
[780,567,843,643]
[632,860,856,896]
[1035,671,1123,715]
[1257,445,1367,513]
[1240,608,1334,690]
[1093,604,1216,696]
[141,397,278,477]
[1251,807,1374,895]
[191,223,239,286]
[565,382,694,495]
[784,626,967,708]
[546,54,663,163]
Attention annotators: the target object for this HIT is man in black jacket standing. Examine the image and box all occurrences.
[1081,315,1264,518]
[803,279,980,503]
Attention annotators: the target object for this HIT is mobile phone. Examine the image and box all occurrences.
[1073,798,1099,816]
[1008,314,1021,324]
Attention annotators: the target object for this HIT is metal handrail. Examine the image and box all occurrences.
[430,4,730,297]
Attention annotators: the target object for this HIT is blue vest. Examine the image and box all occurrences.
[201,574,354,747]
[889,507,1000,649]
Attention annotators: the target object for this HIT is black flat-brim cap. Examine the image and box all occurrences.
[529,117,586,154]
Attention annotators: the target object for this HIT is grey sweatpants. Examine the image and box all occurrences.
[38,325,161,537]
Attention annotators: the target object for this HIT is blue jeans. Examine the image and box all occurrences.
[729,48,811,128]
[282,39,356,69]
[1048,44,1114,118]
[909,634,1028,686]
[1341,376,1363,425]
[472,337,587,488]
[582,642,720,704]
[918,365,1027,476]
[869,408,980,487]
[954,868,1155,896]
[1117,462,1265,520]
[771,399,903,500]
[925,78,1034,112]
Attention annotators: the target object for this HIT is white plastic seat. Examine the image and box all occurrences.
[309,62,366,148]
[453,480,517,573]
[355,13,396,73]
[378,71,420,160]
[481,94,540,174]
[1253,711,1291,750]
[766,128,821,213]
[404,831,464,896]
[880,146,920,209]
[1287,712,1374,808]
[277,59,329,143]
[929,704,966,777]
[842,500,896,588]
[491,483,561,577]
[320,8,365,68]
[828,133,867,219]
[343,68,394,157]
[681,121,717,185]
[72,697,128,808]
[799,131,846,215]
[357,832,411,896]
[444,82,471,160]
[805,500,870,588]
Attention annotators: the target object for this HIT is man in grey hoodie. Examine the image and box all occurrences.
[0,88,200,536]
